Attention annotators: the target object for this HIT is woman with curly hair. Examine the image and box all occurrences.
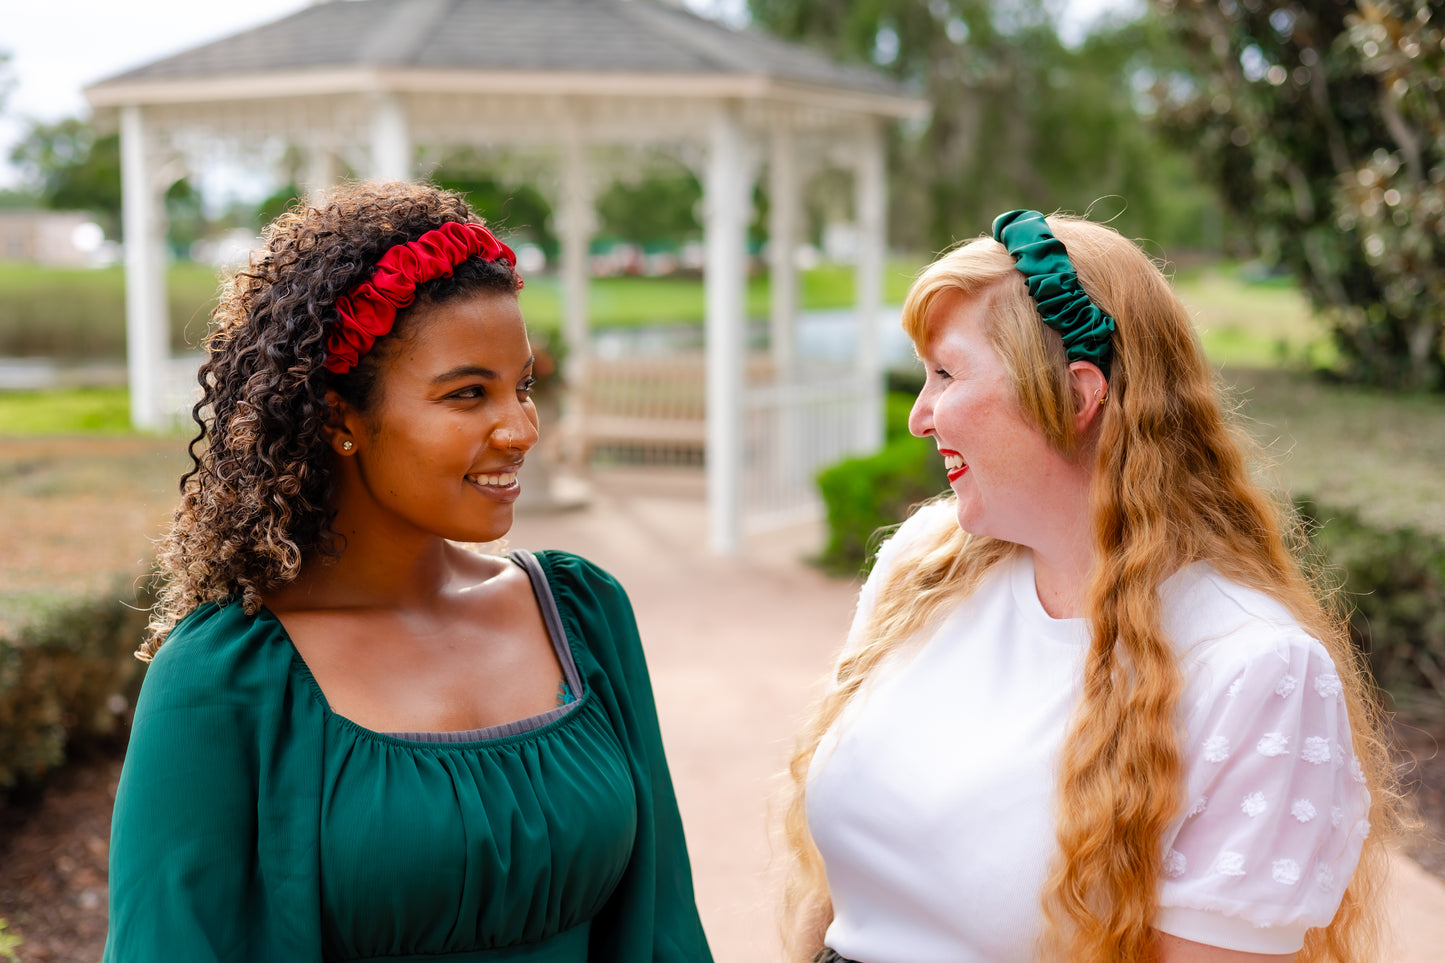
[783,211,1395,962]
[104,181,713,963]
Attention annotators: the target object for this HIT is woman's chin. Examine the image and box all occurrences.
[445,512,516,547]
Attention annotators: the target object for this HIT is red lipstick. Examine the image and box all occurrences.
[939,448,968,482]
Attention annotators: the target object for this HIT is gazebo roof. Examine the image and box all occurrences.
[87,0,918,116]
[93,0,913,555]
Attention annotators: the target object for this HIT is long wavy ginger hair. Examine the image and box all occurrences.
[143,182,519,658]
[781,216,1395,961]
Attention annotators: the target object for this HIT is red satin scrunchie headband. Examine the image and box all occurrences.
[325,221,520,374]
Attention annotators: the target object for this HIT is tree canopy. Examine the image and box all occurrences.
[0,50,14,115]
[7,118,123,236]
[748,0,1220,254]
[1151,0,1445,389]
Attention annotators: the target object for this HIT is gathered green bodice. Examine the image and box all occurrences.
[104,552,712,963]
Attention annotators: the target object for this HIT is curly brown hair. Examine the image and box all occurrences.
[143,181,521,658]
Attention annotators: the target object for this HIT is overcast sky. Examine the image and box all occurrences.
[1,0,1135,191]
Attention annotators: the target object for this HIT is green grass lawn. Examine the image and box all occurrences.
[517,260,922,331]
[0,387,134,435]
[1223,367,1445,538]
[1173,263,1336,370]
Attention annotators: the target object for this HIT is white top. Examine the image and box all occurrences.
[807,502,1371,962]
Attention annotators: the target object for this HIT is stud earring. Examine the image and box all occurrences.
[342,440,354,451]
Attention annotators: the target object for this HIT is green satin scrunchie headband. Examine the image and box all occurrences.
[992,209,1116,375]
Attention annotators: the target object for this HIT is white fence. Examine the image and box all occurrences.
[581,356,876,532]
[742,372,874,532]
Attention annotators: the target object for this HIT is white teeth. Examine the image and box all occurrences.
[942,453,966,471]
[468,473,517,487]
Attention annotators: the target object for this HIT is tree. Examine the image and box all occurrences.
[747,0,1220,255]
[1150,0,1445,390]
[596,174,703,249]
[7,117,123,237]
[0,51,48,209]
[0,50,14,115]
[429,164,557,255]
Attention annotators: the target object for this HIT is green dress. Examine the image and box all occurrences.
[104,551,714,963]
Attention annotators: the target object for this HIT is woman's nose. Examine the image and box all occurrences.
[491,403,539,452]
[908,391,933,439]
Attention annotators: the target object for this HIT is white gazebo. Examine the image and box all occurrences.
[85,0,926,553]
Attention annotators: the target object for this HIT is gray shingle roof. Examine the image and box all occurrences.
[91,0,908,99]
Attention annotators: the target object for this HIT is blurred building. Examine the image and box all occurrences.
[0,210,108,266]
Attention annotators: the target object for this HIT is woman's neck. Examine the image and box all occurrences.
[267,497,466,613]
[1030,546,1093,620]
[1024,480,1097,620]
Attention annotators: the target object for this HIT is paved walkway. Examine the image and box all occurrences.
[508,469,1445,962]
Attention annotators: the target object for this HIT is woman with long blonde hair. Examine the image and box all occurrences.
[784,211,1394,962]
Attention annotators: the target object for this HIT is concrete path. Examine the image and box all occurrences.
[508,469,1445,963]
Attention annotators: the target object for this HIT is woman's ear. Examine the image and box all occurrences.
[323,389,362,456]
[1068,361,1109,435]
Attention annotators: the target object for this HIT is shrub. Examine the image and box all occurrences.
[1298,498,1445,715]
[0,583,151,802]
[813,392,946,575]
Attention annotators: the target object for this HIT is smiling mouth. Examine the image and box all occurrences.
[939,448,968,481]
[466,472,519,488]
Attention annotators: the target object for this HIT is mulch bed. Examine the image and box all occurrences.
[0,745,122,963]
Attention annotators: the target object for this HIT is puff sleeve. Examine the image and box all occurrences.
[104,603,324,962]
[1156,631,1371,954]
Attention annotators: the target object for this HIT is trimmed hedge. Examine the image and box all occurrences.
[815,435,946,576]
[0,584,151,802]
[814,391,948,575]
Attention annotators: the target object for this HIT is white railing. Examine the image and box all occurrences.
[742,371,875,532]
[579,357,878,533]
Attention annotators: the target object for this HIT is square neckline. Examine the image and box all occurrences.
[263,549,589,748]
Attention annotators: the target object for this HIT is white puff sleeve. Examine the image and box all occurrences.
[1156,631,1371,953]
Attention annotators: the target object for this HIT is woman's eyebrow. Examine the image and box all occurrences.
[430,356,535,385]
[430,364,499,384]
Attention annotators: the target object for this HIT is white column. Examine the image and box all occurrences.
[854,121,887,452]
[557,130,594,475]
[369,93,412,181]
[559,132,593,387]
[704,104,749,555]
[120,105,170,432]
[768,124,799,378]
[303,140,340,201]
